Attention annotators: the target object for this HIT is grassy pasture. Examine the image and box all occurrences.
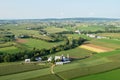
[73,68,120,80]
[47,47,93,58]
[0,50,120,80]
[26,74,63,80]
[89,39,120,49]
[0,42,14,48]
[97,33,120,39]
[77,25,105,31]
[44,27,67,33]
[0,67,51,80]
[0,46,20,54]
[10,30,40,36]
[0,63,48,76]
[19,38,65,50]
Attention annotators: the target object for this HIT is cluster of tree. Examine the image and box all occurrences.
[0,37,86,63]
[0,32,15,43]
[80,29,120,34]
[56,31,74,34]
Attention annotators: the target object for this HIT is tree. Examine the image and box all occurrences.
[4,55,10,62]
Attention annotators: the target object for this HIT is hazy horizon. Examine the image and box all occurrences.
[0,0,120,19]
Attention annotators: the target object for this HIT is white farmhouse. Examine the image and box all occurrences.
[47,56,52,62]
[25,59,30,63]
[55,56,61,61]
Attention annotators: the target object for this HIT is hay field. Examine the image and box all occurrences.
[80,43,113,53]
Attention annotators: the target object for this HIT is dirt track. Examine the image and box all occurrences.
[80,43,113,53]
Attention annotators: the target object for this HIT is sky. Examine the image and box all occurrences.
[0,0,120,19]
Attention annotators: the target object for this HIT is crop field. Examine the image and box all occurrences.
[44,27,67,33]
[10,30,40,36]
[0,63,48,76]
[18,38,65,50]
[73,68,120,80]
[0,49,120,80]
[89,39,120,49]
[24,50,120,80]
[77,26,105,31]
[80,43,113,53]
[0,20,120,80]
[0,42,14,48]
[65,34,91,40]
[97,33,120,39]
[47,47,93,58]
[0,46,20,54]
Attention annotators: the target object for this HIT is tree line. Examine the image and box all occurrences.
[0,37,86,63]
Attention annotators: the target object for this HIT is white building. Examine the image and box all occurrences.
[86,34,96,38]
[75,30,81,34]
[55,56,61,61]
[47,56,52,62]
[25,59,30,63]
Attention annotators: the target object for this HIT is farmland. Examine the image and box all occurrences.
[0,19,120,80]
[88,38,120,49]
[96,33,120,39]
[16,38,65,50]
[73,68,120,80]
[80,43,113,53]
[47,47,93,58]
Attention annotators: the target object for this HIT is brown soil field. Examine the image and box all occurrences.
[80,43,113,53]
[16,39,27,43]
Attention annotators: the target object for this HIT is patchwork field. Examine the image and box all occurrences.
[0,46,20,54]
[0,21,120,80]
[73,68,120,80]
[47,47,93,58]
[97,33,120,39]
[89,39,120,49]
[80,43,113,53]
[18,38,65,50]
[44,27,67,33]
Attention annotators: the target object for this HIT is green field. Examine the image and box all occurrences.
[47,47,93,58]
[77,26,105,31]
[89,39,120,49]
[44,27,67,33]
[0,46,20,54]
[65,34,91,40]
[97,33,120,39]
[0,63,48,76]
[19,38,65,50]
[0,21,120,80]
[73,68,120,80]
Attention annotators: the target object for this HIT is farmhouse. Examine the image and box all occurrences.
[75,30,81,34]
[86,34,96,38]
[25,59,30,63]
[47,54,71,65]
[47,56,52,62]
[35,57,42,61]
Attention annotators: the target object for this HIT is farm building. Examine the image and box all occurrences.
[47,54,71,65]
[25,59,30,63]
